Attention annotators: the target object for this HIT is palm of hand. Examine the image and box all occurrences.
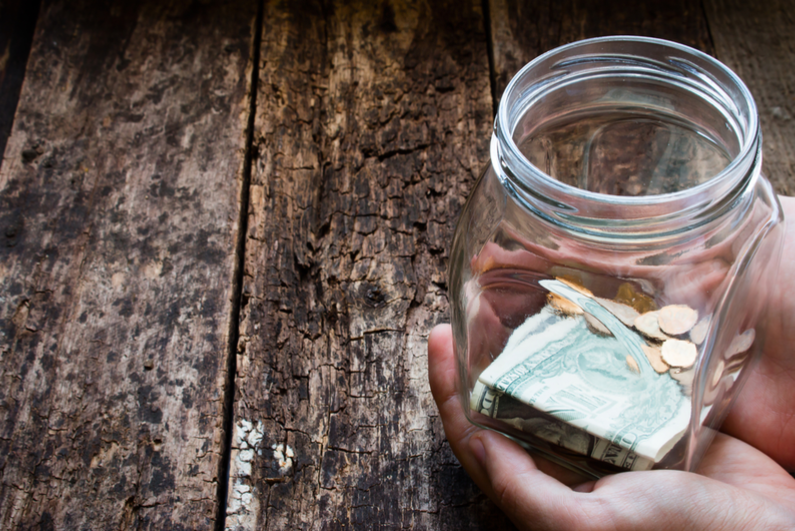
[723,195,795,471]
[428,323,795,531]
[486,431,795,530]
[428,196,795,530]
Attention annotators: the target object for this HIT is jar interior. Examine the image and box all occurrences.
[513,76,739,197]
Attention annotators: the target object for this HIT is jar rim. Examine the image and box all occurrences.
[494,36,760,235]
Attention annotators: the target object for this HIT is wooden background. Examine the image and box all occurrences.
[1,0,793,529]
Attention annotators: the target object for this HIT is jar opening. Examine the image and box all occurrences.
[494,37,760,236]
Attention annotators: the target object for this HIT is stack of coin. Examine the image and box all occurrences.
[632,304,699,389]
[550,277,758,397]
[554,277,703,390]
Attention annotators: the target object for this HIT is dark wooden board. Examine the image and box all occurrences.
[488,0,795,196]
[0,0,256,528]
[487,0,714,106]
[705,0,795,195]
[228,0,507,528]
[1,0,792,529]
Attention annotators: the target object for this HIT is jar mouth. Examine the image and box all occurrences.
[494,36,760,239]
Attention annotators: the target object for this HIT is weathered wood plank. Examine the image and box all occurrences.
[0,1,256,528]
[487,0,795,196]
[488,0,714,105]
[228,0,507,528]
[704,0,795,195]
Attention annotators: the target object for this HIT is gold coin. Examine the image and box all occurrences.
[615,282,658,314]
[547,293,583,316]
[634,311,669,341]
[626,355,640,374]
[661,339,698,368]
[641,344,669,373]
[658,304,699,336]
[595,297,640,327]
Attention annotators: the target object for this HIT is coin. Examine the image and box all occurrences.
[641,344,669,373]
[626,354,640,374]
[727,329,756,357]
[704,369,730,406]
[689,316,710,345]
[711,359,725,389]
[670,367,695,395]
[595,297,640,327]
[547,293,583,316]
[725,353,748,374]
[668,369,696,396]
[658,305,699,336]
[615,282,658,314]
[634,311,670,341]
[661,339,698,368]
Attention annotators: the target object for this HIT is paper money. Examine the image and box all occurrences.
[471,380,654,471]
[543,280,655,375]
[594,297,640,327]
[476,281,691,464]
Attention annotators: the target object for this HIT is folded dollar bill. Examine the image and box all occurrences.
[471,380,654,471]
[473,280,691,465]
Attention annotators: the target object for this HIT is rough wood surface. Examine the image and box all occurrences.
[488,0,795,196]
[0,1,256,528]
[228,0,507,528]
[2,1,794,529]
[488,0,714,105]
[705,0,795,195]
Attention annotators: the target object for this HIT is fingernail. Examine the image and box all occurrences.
[469,435,486,469]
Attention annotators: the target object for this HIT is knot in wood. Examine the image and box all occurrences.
[363,283,386,308]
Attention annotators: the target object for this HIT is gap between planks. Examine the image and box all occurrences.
[215,0,266,529]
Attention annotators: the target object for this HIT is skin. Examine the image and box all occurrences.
[427,196,795,530]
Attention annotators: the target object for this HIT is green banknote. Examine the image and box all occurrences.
[475,280,691,464]
[471,380,654,471]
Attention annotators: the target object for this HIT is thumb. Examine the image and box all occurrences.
[469,430,595,531]
[469,430,794,531]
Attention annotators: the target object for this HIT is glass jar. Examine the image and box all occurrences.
[449,36,784,478]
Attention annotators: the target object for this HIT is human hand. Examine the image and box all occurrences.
[722,194,795,471]
[428,323,795,530]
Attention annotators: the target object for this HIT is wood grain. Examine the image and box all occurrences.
[0,1,256,528]
[1,1,791,529]
[704,0,795,195]
[228,0,509,528]
[488,0,714,105]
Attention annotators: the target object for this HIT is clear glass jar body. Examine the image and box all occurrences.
[449,37,784,477]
